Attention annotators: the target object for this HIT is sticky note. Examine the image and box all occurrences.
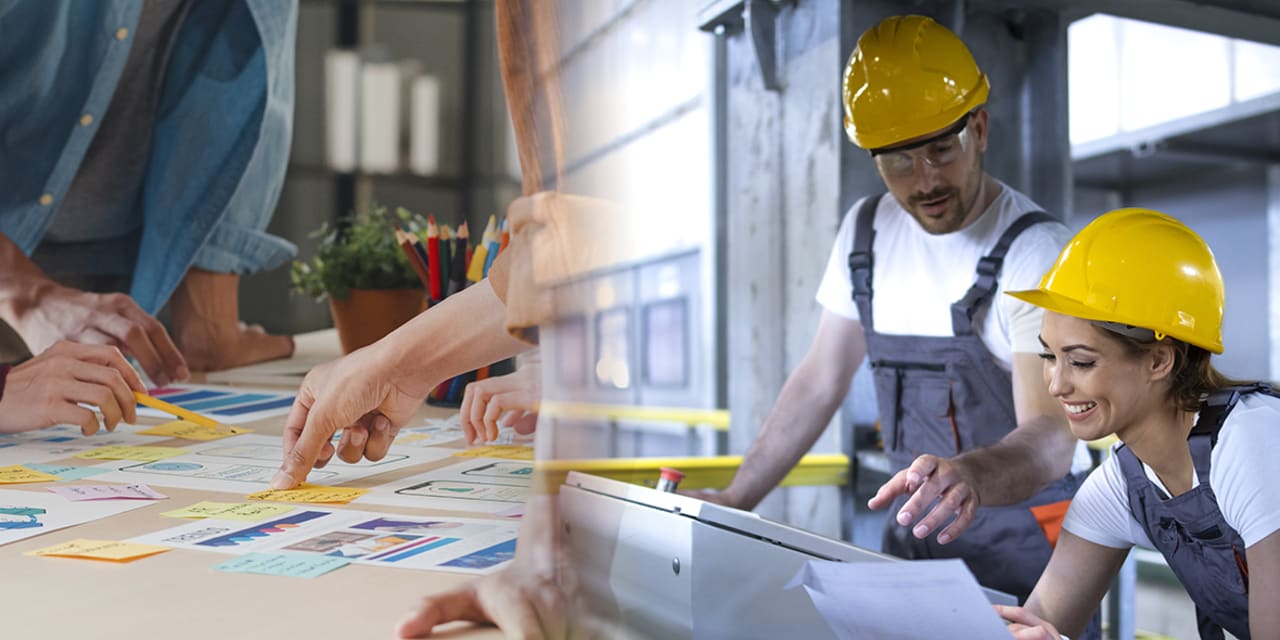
[212,552,350,578]
[24,464,110,482]
[246,483,368,504]
[27,539,171,562]
[0,465,62,484]
[48,484,168,501]
[451,445,534,461]
[138,420,252,441]
[75,445,189,462]
[162,501,294,522]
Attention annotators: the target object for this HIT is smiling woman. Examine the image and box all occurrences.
[996,208,1280,640]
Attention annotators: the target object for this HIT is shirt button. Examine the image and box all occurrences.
[116,27,129,41]
[80,114,94,127]
[39,194,53,206]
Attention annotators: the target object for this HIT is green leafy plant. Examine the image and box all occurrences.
[290,205,427,302]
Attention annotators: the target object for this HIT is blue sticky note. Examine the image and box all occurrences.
[212,552,350,578]
[25,464,111,482]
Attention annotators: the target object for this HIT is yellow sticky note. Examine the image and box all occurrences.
[0,464,62,484]
[27,539,171,562]
[246,483,368,504]
[138,420,252,441]
[451,445,534,461]
[162,501,294,522]
[75,445,189,462]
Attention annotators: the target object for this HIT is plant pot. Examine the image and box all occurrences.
[328,288,428,354]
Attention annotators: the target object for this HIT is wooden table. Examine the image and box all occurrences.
[1,330,503,639]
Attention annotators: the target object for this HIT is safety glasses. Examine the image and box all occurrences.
[870,112,974,178]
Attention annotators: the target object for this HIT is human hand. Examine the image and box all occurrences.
[171,269,293,371]
[460,362,541,444]
[867,454,980,544]
[11,282,187,386]
[397,567,569,639]
[0,341,146,434]
[273,340,425,489]
[995,605,1063,639]
[680,488,738,508]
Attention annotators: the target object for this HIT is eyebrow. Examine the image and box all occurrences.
[1038,336,1099,353]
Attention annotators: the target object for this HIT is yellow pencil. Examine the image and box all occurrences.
[133,392,227,431]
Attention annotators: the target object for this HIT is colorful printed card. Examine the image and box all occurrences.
[0,490,152,546]
[139,384,297,425]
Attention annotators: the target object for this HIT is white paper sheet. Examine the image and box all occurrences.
[0,489,152,546]
[129,507,517,574]
[786,559,1013,640]
[355,456,532,514]
[87,435,453,494]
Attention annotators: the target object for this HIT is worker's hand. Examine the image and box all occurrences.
[170,269,294,371]
[867,454,980,545]
[397,566,568,639]
[0,341,146,435]
[995,605,1063,639]
[681,488,739,509]
[273,340,424,489]
[460,361,541,444]
[10,282,188,386]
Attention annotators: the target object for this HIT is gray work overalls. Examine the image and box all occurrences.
[1119,384,1278,640]
[848,194,1086,601]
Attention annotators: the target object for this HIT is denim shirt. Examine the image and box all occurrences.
[0,0,297,314]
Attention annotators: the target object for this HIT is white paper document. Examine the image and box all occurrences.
[88,435,453,494]
[130,507,517,574]
[0,489,152,547]
[787,559,1013,640]
[356,456,532,514]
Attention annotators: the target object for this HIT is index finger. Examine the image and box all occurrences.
[867,468,912,510]
[120,305,188,382]
[274,393,328,489]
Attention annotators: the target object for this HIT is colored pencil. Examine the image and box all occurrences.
[425,216,442,302]
[394,229,432,294]
[134,392,227,431]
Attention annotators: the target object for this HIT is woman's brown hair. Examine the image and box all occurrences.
[1104,329,1252,412]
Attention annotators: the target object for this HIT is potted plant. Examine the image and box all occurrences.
[291,205,429,353]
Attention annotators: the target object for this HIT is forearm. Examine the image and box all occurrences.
[385,279,531,398]
[952,415,1075,507]
[726,370,848,510]
[0,234,54,328]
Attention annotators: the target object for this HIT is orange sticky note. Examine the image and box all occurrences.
[27,539,171,562]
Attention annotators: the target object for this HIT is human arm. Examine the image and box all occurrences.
[868,350,1076,543]
[0,234,187,385]
[169,269,294,371]
[460,354,541,444]
[0,341,146,434]
[690,310,865,510]
[273,279,531,488]
[1008,530,1130,639]
[1247,529,1280,637]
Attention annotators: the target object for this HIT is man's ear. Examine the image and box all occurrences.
[971,108,989,154]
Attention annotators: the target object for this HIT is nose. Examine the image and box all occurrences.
[1045,361,1070,398]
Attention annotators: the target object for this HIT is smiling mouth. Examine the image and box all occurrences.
[1064,401,1097,415]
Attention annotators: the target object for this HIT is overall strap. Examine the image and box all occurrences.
[950,211,1056,336]
[848,193,885,332]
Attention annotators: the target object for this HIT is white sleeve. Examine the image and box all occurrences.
[1210,395,1280,548]
[997,223,1071,354]
[1062,452,1152,549]
[814,202,862,321]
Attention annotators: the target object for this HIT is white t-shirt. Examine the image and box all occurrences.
[816,184,1093,474]
[1063,392,1280,549]
[815,183,1071,367]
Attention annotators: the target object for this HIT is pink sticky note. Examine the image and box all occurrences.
[49,484,168,501]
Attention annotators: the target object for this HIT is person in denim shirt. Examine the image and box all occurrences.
[0,0,297,383]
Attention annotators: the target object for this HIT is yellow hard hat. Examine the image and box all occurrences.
[1007,208,1225,354]
[842,15,990,150]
